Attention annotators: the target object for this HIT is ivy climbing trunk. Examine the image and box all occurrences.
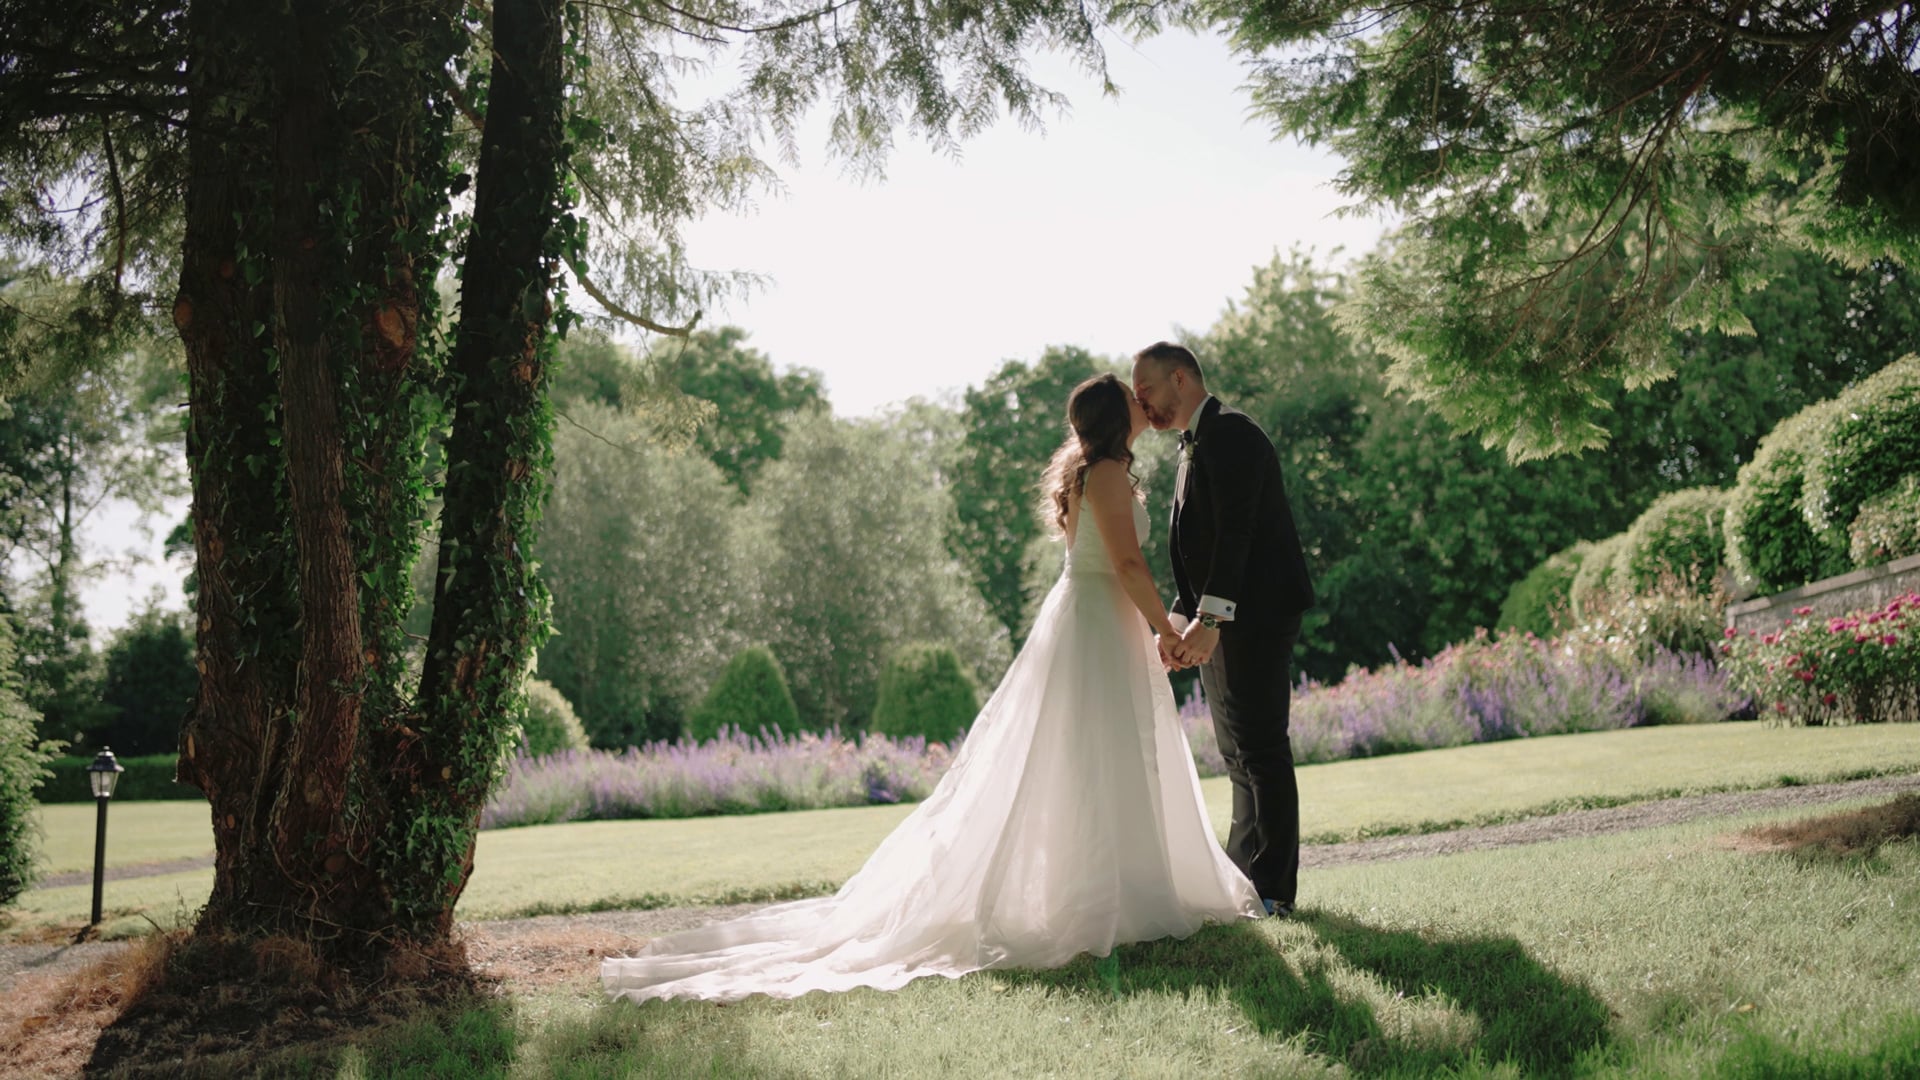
[172,0,564,960]
[403,0,564,938]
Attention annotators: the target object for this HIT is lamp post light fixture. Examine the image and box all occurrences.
[86,748,124,928]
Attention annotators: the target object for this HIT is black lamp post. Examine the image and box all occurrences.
[86,748,124,927]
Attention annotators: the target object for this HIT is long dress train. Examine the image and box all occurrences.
[600,498,1259,1003]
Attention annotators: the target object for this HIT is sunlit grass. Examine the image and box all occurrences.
[17,723,1920,941]
[260,796,1920,1077]
[32,799,214,875]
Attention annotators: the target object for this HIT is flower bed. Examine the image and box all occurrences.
[481,728,953,829]
[1280,633,1744,765]
[1722,593,1919,725]
[484,634,1749,829]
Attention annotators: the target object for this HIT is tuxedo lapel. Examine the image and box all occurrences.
[1173,397,1221,519]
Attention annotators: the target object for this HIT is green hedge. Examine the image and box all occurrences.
[689,646,803,743]
[36,754,186,803]
[1724,398,1848,596]
[1616,487,1730,595]
[871,642,980,746]
[1804,354,1920,545]
[1849,475,1920,566]
[1498,542,1589,638]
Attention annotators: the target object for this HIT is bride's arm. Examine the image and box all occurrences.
[1084,460,1180,642]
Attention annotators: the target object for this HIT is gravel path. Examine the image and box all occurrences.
[8,772,1916,994]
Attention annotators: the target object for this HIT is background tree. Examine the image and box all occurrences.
[0,335,182,745]
[94,605,198,757]
[1207,0,1920,457]
[746,412,1010,731]
[948,346,1104,644]
[650,328,827,495]
[5,0,1162,965]
[1198,246,1920,677]
[538,402,747,746]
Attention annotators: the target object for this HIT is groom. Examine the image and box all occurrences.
[1132,342,1315,917]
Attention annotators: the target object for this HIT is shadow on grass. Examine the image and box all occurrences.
[1308,910,1612,1077]
[994,912,1612,1077]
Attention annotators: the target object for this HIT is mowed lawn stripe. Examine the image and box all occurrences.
[18,722,1920,933]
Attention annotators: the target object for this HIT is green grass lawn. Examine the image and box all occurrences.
[16,722,1920,941]
[298,795,1920,1077]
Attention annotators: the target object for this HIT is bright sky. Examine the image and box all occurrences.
[668,28,1389,415]
[73,28,1386,634]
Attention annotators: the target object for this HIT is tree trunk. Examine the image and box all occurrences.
[404,0,566,939]
[174,0,301,935]
[174,0,564,959]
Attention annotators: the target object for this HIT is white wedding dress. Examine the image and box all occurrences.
[601,497,1259,1003]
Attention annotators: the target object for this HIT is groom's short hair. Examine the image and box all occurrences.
[1135,341,1204,383]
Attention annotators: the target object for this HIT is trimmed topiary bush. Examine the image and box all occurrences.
[1804,354,1920,547]
[871,642,980,746]
[1849,475,1920,566]
[1498,542,1590,637]
[519,678,591,758]
[1725,398,1848,597]
[1569,533,1629,617]
[1616,487,1730,595]
[1,616,56,905]
[689,645,803,743]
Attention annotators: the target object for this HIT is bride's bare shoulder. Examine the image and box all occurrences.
[1083,458,1130,489]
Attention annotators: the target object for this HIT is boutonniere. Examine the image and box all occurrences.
[1179,430,1197,464]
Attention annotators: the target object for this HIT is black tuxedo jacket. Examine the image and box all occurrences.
[1169,397,1315,632]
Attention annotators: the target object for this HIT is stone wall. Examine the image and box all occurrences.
[1726,553,1920,635]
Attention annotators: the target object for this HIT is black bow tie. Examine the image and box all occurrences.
[1180,429,1195,447]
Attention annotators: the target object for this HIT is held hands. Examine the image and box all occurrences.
[1156,615,1219,670]
[1176,620,1220,667]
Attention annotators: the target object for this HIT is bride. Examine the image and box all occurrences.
[601,373,1260,1003]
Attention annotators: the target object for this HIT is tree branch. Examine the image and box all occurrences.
[102,119,128,288]
[564,254,701,335]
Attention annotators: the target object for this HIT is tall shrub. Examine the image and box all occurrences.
[518,678,590,758]
[1724,399,1848,596]
[689,646,803,742]
[871,643,981,746]
[1616,487,1730,594]
[1849,476,1920,566]
[1498,542,1589,637]
[1803,355,1920,547]
[0,614,55,906]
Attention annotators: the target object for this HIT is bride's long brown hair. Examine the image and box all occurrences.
[1039,373,1136,536]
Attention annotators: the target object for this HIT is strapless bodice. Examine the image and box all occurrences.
[1064,497,1149,576]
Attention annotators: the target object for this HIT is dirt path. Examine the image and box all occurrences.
[8,772,1917,996]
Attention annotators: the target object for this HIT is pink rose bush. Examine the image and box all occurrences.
[1721,592,1919,724]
